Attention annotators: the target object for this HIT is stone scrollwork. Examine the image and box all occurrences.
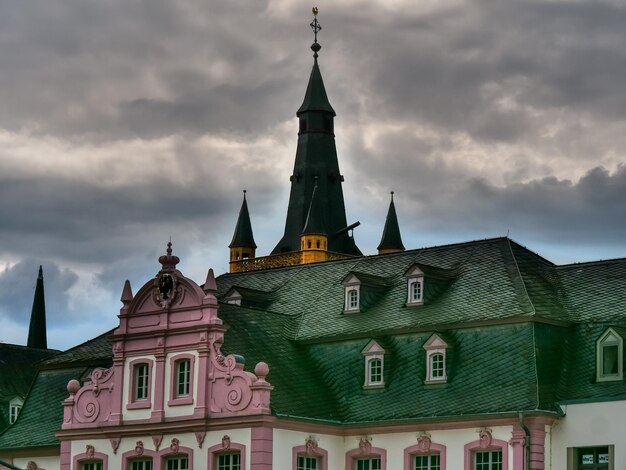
[26,462,38,470]
[417,434,432,453]
[170,438,180,454]
[135,441,144,456]
[71,367,113,424]
[305,437,319,456]
[479,429,493,449]
[86,445,95,459]
[358,437,372,455]
[221,435,231,449]
[110,437,121,454]
[195,431,206,448]
[152,435,163,451]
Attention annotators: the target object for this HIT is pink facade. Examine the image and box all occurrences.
[58,245,273,468]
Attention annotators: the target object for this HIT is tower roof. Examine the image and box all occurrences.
[296,59,336,117]
[27,265,47,349]
[229,191,257,249]
[301,179,327,235]
[377,192,405,252]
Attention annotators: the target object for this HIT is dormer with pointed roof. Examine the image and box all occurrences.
[229,191,257,271]
[378,192,405,254]
[27,266,47,349]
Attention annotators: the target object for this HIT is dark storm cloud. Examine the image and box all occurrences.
[0,259,78,325]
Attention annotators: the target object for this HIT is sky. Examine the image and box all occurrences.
[1,0,626,350]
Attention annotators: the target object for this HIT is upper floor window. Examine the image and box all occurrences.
[177,359,190,396]
[596,328,623,382]
[9,403,21,424]
[405,266,425,306]
[362,340,385,389]
[423,334,448,384]
[168,354,195,406]
[414,454,440,470]
[135,363,149,400]
[127,358,153,409]
[404,437,446,470]
[464,430,508,470]
[166,457,188,470]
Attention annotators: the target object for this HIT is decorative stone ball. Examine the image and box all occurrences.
[254,362,269,379]
[67,379,81,394]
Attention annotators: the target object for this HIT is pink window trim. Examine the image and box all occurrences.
[73,450,109,470]
[292,443,328,470]
[121,448,158,470]
[345,446,387,470]
[403,442,446,470]
[207,441,247,470]
[168,353,196,406]
[464,437,509,470]
[127,358,154,410]
[158,444,194,470]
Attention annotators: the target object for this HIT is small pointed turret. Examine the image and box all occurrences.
[121,280,134,306]
[377,192,405,254]
[27,265,47,349]
[229,191,257,272]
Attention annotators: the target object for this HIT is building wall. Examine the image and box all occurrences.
[551,400,626,469]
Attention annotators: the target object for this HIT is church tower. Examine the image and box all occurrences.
[272,9,361,257]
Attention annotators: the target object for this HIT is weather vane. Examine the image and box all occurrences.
[310,7,322,58]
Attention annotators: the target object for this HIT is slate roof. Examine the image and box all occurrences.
[0,332,113,449]
[2,237,625,448]
[0,344,58,432]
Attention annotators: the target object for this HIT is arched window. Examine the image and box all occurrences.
[127,358,154,410]
[168,353,195,406]
[207,439,246,470]
[404,438,446,470]
[463,432,508,470]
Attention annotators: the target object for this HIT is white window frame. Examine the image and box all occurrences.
[9,397,23,424]
[596,328,623,382]
[423,334,448,384]
[473,449,502,470]
[176,359,191,397]
[224,288,242,306]
[165,456,188,470]
[217,452,241,470]
[362,339,385,389]
[344,286,361,313]
[405,266,425,306]
[135,363,149,400]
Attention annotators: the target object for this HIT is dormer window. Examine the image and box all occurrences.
[224,289,242,306]
[423,334,448,384]
[342,274,362,313]
[362,340,385,389]
[9,397,23,424]
[405,265,424,306]
[597,328,623,382]
[346,287,360,312]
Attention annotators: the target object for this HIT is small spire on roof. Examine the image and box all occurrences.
[121,280,134,305]
[377,191,405,254]
[27,265,47,349]
[229,191,257,249]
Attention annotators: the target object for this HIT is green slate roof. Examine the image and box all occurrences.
[0,332,113,449]
[0,344,58,432]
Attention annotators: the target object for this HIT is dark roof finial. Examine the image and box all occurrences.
[159,239,180,271]
[230,191,257,249]
[27,265,47,349]
[310,7,322,58]
[377,192,405,253]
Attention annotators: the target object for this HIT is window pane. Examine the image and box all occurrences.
[177,359,190,396]
[297,455,319,470]
[131,460,153,470]
[349,290,359,309]
[166,457,188,470]
[369,358,382,384]
[135,364,149,400]
[603,345,619,375]
[218,453,241,470]
[431,353,444,379]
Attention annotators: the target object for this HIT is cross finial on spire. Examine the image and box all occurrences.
[310,7,322,58]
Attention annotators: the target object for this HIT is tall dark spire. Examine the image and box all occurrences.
[27,265,47,349]
[272,9,360,256]
[230,190,257,249]
[377,192,405,254]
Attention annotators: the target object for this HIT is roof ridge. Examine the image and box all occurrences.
[39,328,115,366]
[503,238,537,317]
[558,257,626,268]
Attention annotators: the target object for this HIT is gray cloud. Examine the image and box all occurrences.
[0,259,78,325]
